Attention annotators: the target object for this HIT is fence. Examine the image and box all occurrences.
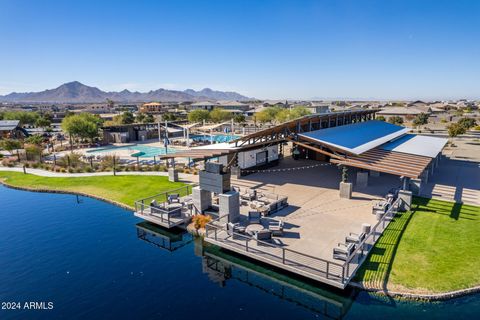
[134,185,197,228]
[204,197,403,287]
[205,215,346,285]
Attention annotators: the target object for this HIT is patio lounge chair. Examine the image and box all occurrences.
[345,232,366,245]
[269,220,284,236]
[227,222,246,239]
[168,194,180,204]
[248,211,262,224]
[333,243,356,261]
[240,189,256,201]
[254,229,272,242]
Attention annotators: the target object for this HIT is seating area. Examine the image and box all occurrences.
[226,213,286,244]
[233,185,288,216]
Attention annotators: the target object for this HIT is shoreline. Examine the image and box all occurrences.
[0,176,478,302]
[349,281,480,302]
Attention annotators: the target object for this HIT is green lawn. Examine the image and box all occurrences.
[0,171,186,208]
[355,197,480,293]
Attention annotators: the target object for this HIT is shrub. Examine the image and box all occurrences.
[58,152,85,168]
[24,162,30,168]
[192,215,212,229]
[68,168,75,173]
[31,162,40,169]
[75,167,84,173]
[85,167,93,173]
[60,168,67,173]
[474,125,480,131]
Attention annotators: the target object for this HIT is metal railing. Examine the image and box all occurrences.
[134,185,196,228]
[205,215,346,284]
[204,198,403,286]
[343,198,402,281]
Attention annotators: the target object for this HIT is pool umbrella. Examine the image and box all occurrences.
[131,151,145,166]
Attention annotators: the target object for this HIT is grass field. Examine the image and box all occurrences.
[355,197,480,293]
[0,171,186,208]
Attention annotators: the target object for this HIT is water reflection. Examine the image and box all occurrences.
[135,222,193,252]
[200,244,355,319]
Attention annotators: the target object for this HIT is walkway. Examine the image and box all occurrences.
[0,166,199,183]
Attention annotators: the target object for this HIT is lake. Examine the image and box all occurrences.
[0,185,479,319]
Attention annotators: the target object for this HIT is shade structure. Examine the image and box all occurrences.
[381,134,448,158]
[330,148,432,179]
[298,120,410,155]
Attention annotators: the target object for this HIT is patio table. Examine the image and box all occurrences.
[245,223,265,236]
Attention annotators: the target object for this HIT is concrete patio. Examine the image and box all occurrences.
[230,157,400,263]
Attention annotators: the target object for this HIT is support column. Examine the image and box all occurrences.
[219,191,240,223]
[192,186,211,213]
[356,171,369,188]
[369,170,380,177]
[409,178,422,195]
[398,190,413,211]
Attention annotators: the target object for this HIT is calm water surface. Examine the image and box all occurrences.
[0,185,479,319]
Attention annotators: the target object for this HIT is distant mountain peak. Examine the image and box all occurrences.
[0,81,251,103]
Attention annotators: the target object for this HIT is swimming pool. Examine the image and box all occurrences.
[86,144,176,158]
[190,134,239,143]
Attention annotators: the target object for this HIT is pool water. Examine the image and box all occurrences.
[1,185,479,320]
[190,134,239,143]
[86,144,176,158]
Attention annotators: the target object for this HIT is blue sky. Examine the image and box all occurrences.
[1,0,479,100]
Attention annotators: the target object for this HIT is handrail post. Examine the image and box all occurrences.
[246,238,249,252]
[282,248,285,264]
[214,227,217,241]
[326,261,329,278]
[141,200,144,214]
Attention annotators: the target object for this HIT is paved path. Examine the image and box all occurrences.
[420,158,480,206]
[0,166,199,183]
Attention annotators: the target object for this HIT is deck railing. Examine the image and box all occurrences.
[134,185,196,228]
[343,197,402,281]
[205,215,346,284]
[205,197,403,287]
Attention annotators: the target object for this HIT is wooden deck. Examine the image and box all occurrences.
[134,207,192,229]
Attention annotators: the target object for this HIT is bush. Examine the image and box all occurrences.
[75,167,84,173]
[68,168,75,173]
[60,168,67,173]
[31,162,40,169]
[474,125,480,131]
[192,215,212,229]
[24,162,30,168]
[85,167,93,173]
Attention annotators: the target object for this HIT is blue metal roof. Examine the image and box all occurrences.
[298,120,410,155]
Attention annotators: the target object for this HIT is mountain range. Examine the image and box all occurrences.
[0,81,251,103]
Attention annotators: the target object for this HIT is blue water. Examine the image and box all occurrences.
[190,134,239,143]
[0,185,479,320]
[86,144,176,157]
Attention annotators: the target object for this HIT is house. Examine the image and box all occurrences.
[139,102,180,114]
[217,100,250,112]
[377,106,432,121]
[262,100,289,108]
[189,101,218,111]
[0,120,28,139]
